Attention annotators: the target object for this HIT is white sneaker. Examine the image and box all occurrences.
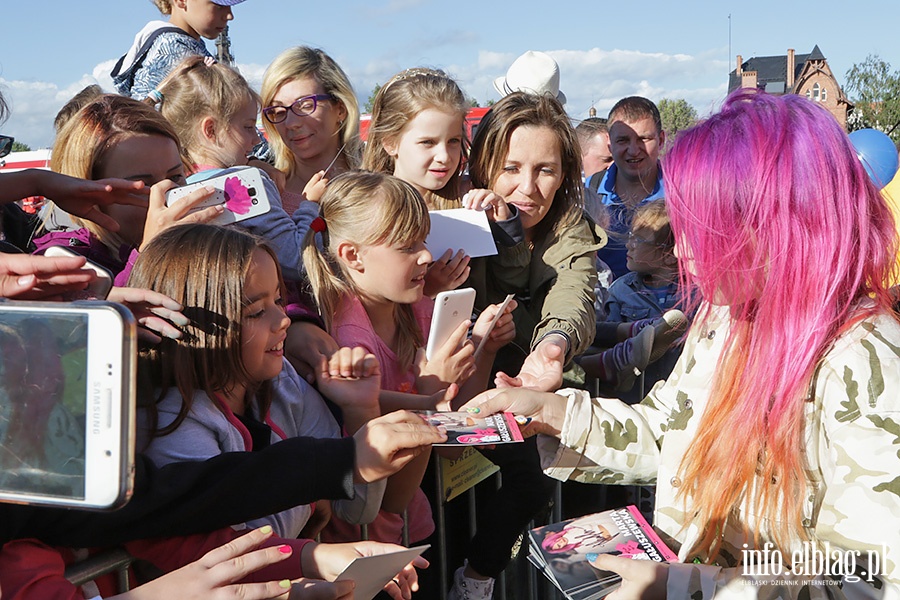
[448,562,495,600]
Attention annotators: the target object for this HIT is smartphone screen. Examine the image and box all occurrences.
[0,302,135,509]
[0,310,90,499]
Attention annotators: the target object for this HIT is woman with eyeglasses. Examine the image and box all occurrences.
[260,47,362,213]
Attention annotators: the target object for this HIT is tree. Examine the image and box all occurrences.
[11,141,31,152]
[844,54,900,143]
[363,84,381,114]
[658,98,698,138]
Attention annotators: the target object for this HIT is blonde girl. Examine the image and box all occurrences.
[302,171,515,546]
[260,46,362,213]
[132,223,386,539]
[362,67,523,298]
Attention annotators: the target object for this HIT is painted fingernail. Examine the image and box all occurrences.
[515,415,531,425]
[279,579,291,589]
[465,406,480,414]
[278,545,292,554]
[259,525,273,534]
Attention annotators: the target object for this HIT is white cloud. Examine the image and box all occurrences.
[2,45,730,148]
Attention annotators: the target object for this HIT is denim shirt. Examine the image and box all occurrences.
[591,163,665,279]
[603,271,679,323]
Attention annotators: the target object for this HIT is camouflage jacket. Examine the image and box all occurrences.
[539,304,900,598]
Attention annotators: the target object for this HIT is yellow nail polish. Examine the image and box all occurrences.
[279,579,291,589]
[260,525,273,534]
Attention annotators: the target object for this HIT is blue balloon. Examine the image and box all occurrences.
[849,128,899,189]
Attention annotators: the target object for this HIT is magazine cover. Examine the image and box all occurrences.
[528,505,678,600]
[413,411,524,446]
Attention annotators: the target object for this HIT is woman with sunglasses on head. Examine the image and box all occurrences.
[260,47,362,213]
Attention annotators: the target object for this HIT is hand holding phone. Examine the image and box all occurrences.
[165,166,271,226]
[426,288,476,361]
[43,246,113,300]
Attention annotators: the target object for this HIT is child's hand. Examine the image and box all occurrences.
[303,170,329,203]
[351,410,447,483]
[315,347,381,432]
[463,188,511,221]
[302,540,428,599]
[416,320,475,394]
[430,383,459,412]
[140,180,223,251]
[424,249,470,297]
[285,321,339,384]
[471,298,518,357]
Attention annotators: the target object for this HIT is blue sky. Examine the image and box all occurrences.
[2,0,899,148]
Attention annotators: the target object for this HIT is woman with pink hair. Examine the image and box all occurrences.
[464,89,900,597]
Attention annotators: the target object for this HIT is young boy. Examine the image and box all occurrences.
[580,199,687,403]
[111,0,246,100]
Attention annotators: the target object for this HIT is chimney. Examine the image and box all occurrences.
[786,48,795,90]
[737,54,743,75]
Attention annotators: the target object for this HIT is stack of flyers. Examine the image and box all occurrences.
[412,411,524,446]
[527,505,678,600]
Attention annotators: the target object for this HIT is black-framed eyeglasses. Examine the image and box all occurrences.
[262,94,335,124]
[0,135,14,159]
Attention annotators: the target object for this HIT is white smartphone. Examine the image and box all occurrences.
[0,301,136,510]
[426,288,476,361]
[43,246,114,300]
[165,166,271,226]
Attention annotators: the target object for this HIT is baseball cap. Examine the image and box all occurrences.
[210,0,248,5]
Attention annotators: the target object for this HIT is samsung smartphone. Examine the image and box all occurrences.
[0,301,136,509]
[165,165,271,225]
[426,288,476,361]
[43,246,114,300]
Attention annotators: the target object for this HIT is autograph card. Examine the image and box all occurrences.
[334,544,429,600]
[414,411,524,446]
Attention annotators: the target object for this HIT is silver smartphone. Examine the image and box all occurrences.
[165,166,271,225]
[426,288,476,361]
[0,301,136,509]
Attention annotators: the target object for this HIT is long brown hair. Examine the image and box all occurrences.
[129,224,284,438]
[469,92,583,243]
[362,68,469,210]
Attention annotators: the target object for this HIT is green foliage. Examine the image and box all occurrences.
[658,98,698,138]
[10,141,31,152]
[363,84,381,114]
[845,55,900,143]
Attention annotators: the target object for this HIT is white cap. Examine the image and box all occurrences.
[493,51,566,105]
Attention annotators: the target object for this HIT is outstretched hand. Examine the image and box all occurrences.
[460,387,567,438]
[140,179,222,250]
[39,172,149,233]
[423,249,470,297]
[495,334,565,391]
[113,526,295,600]
[352,410,447,483]
[0,253,95,300]
[107,286,189,344]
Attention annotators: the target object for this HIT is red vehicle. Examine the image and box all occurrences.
[358,106,491,143]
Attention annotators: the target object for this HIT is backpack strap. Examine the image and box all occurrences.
[587,168,607,194]
[110,26,186,94]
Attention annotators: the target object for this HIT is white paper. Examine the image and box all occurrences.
[334,544,430,600]
[426,209,498,259]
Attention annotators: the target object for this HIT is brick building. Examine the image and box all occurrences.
[728,45,853,128]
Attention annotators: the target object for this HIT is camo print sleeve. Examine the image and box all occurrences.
[665,311,900,598]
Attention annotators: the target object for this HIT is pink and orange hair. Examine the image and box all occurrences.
[663,89,898,559]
